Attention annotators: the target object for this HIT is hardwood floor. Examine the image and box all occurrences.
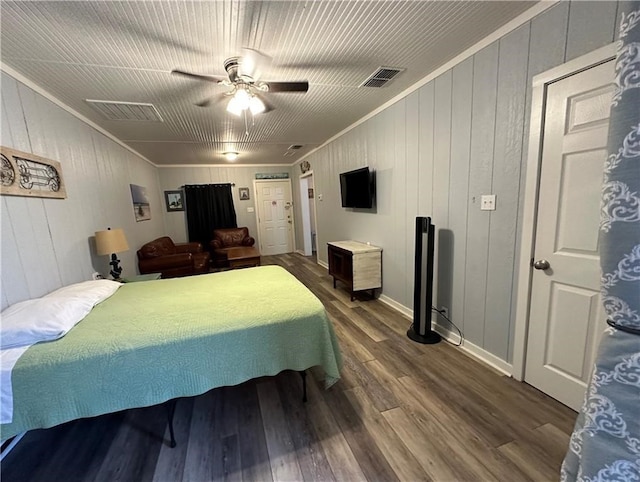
[1,253,577,481]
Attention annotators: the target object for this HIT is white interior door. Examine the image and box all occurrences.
[524,59,614,411]
[255,180,294,256]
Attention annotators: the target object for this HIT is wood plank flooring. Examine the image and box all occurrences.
[1,253,577,481]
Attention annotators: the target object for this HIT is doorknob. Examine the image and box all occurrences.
[533,259,550,270]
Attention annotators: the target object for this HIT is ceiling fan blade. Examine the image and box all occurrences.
[264,81,309,93]
[195,93,229,108]
[196,98,214,108]
[171,69,226,83]
[239,48,272,80]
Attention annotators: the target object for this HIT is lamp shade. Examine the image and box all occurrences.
[95,228,129,255]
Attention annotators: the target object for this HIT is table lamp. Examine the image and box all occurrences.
[95,227,129,280]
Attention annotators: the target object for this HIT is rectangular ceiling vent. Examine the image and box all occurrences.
[86,100,164,122]
[360,67,404,88]
[284,145,304,156]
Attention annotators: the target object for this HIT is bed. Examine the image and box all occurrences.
[0,266,342,442]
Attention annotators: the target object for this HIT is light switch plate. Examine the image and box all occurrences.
[481,194,496,211]
[247,207,255,213]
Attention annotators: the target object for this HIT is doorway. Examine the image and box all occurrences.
[513,44,616,411]
[253,179,295,256]
[299,172,317,257]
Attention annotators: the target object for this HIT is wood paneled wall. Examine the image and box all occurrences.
[292,1,620,365]
[158,166,293,244]
[1,73,165,310]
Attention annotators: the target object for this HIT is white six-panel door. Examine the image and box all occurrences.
[254,180,294,256]
[524,59,614,411]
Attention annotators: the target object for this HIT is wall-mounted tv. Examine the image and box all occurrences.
[340,167,374,209]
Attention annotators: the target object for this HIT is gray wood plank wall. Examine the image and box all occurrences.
[293,0,621,364]
[1,73,164,310]
[157,165,293,244]
[1,0,621,365]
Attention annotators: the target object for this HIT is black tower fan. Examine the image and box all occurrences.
[407,216,442,344]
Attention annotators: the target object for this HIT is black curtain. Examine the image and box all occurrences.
[184,184,237,248]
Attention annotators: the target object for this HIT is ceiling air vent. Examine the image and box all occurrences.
[86,100,164,122]
[284,144,304,157]
[360,67,404,88]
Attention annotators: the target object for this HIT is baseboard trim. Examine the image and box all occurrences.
[379,294,413,319]
[317,259,328,269]
[433,325,513,376]
[378,296,512,376]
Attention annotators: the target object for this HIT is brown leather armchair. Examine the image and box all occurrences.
[210,227,255,267]
[137,236,210,278]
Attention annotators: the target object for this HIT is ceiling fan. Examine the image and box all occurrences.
[171,48,309,115]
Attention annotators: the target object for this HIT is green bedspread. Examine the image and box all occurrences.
[1,266,342,441]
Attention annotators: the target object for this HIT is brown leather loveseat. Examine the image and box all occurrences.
[137,236,210,278]
[210,227,255,267]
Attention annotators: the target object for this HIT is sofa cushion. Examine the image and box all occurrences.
[214,228,249,247]
[137,236,210,278]
[139,236,176,258]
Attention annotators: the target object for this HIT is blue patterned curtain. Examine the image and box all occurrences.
[561,2,640,480]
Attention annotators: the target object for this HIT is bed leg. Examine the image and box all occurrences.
[299,371,308,403]
[166,400,177,448]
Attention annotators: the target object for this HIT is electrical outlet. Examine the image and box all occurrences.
[440,306,449,318]
[480,194,496,211]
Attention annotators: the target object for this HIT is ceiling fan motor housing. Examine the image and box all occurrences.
[224,57,240,83]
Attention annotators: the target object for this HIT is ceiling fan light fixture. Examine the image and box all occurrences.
[226,96,243,116]
[223,151,239,162]
[249,95,266,115]
[234,88,251,109]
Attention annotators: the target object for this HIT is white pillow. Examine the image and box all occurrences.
[1,280,122,349]
[45,279,121,303]
[1,297,93,349]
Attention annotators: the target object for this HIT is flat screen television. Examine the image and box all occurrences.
[340,167,374,208]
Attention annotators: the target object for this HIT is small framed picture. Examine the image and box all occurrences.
[239,187,250,200]
[164,190,184,212]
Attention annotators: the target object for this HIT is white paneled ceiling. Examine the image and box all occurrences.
[1,1,537,166]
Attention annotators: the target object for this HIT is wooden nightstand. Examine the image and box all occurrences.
[327,241,382,301]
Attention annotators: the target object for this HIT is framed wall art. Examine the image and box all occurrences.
[238,187,250,200]
[130,184,151,221]
[164,190,184,212]
[1,146,66,199]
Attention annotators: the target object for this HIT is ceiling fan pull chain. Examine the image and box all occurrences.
[243,110,249,136]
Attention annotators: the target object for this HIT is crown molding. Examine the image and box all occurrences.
[1,62,157,167]
[295,0,560,166]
